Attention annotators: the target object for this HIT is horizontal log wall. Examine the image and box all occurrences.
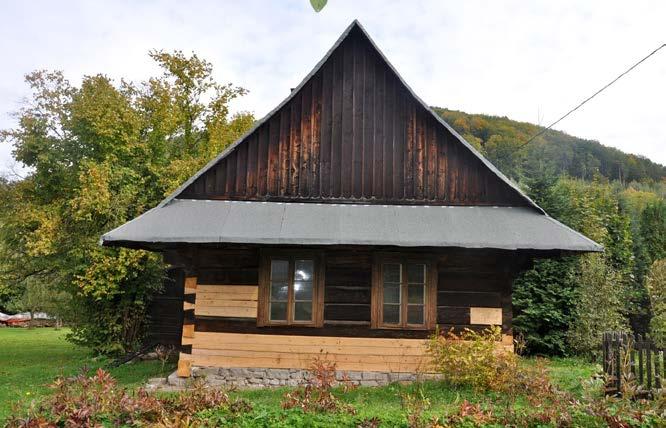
[173,247,523,376]
[437,251,514,334]
[173,247,517,333]
[325,252,372,323]
[181,332,431,373]
[146,268,185,346]
[195,285,258,318]
[179,27,527,207]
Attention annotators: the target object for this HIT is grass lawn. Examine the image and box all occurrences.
[224,358,601,426]
[0,327,175,420]
[2,328,622,427]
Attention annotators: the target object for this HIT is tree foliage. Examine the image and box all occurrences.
[647,259,666,347]
[567,254,628,357]
[0,51,253,353]
[434,107,666,184]
[512,258,578,355]
[6,276,71,322]
[513,176,632,355]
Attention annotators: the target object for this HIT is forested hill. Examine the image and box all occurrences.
[432,107,665,184]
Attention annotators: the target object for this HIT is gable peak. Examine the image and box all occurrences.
[158,19,544,214]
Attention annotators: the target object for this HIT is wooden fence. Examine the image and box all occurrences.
[603,332,664,396]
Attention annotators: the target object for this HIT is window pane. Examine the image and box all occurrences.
[270,283,288,301]
[270,260,289,282]
[408,284,424,304]
[294,301,312,321]
[383,285,400,304]
[295,260,314,281]
[383,304,400,324]
[407,264,425,284]
[407,305,424,325]
[294,280,313,301]
[383,264,401,284]
[270,302,287,321]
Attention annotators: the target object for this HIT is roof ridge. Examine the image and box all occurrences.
[157,20,545,214]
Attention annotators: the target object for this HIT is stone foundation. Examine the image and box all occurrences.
[147,367,441,391]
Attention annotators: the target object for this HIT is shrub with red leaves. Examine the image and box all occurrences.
[281,357,356,414]
[4,368,249,427]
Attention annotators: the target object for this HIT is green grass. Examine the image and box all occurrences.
[214,358,607,427]
[0,327,175,420]
[545,356,600,395]
[227,358,596,424]
[1,328,608,426]
[233,381,510,423]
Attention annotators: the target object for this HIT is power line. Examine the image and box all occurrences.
[498,43,666,159]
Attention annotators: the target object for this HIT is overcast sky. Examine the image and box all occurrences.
[1,0,664,176]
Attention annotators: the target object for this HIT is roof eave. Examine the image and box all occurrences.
[100,236,602,253]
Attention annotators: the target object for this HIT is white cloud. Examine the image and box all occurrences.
[0,0,664,175]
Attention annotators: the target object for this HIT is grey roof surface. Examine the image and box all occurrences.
[156,20,544,214]
[101,199,603,252]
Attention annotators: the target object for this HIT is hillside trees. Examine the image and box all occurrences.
[435,107,666,184]
[0,52,253,353]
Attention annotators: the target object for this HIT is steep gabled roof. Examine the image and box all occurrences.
[101,20,604,253]
[157,20,544,213]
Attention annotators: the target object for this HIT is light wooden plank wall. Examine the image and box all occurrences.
[469,307,502,325]
[180,332,432,373]
[195,285,258,318]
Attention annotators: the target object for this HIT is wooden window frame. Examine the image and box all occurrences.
[371,254,437,330]
[258,249,324,327]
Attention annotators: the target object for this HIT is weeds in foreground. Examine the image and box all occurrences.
[4,368,250,427]
[426,327,665,427]
[400,385,431,428]
[4,353,665,427]
[154,344,176,382]
[281,356,356,414]
[426,326,521,393]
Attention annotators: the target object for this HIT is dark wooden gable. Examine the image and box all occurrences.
[178,24,528,207]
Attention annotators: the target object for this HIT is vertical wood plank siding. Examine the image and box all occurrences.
[179,28,526,206]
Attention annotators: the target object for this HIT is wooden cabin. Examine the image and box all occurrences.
[102,21,601,382]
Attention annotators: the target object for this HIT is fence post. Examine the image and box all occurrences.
[602,332,608,374]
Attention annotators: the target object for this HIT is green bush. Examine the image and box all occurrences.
[567,254,629,358]
[426,326,523,393]
[513,257,578,355]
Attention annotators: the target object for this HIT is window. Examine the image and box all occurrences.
[372,255,436,329]
[259,252,323,327]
